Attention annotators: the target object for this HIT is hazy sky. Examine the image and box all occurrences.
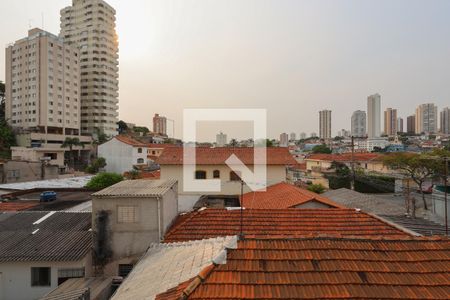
[1,0,450,141]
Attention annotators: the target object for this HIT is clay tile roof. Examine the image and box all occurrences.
[242,182,345,209]
[307,153,382,162]
[163,208,410,243]
[114,135,147,147]
[156,236,450,300]
[156,147,297,165]
[0,201,38,211]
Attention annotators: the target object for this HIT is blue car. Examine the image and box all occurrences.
[40,191,57,202]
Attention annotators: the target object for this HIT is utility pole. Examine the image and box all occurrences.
[445,156,448,236]
[240,179,244,238]
[351,136,355,190]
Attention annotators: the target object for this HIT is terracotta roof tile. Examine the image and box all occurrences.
[242,182,345,209]
[156,147,297,165]
[0,201,38,211]
[157,236,450,299]
[164,209,409,243]
[114,135,148,147]
[307,153,382,162]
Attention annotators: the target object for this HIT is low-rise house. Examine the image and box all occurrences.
[0,211,92,300]
[98,136,150,174]
[91,179,178,276]
[305,153,388,174]
[163,208,412,243]
[156,147,297,211]
[98,135,176,174]
[0,160,60,184]
[111,236,237,300]
[242,182,344,209]
[155,236,450,299]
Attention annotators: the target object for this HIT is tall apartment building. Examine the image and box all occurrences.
[279,133,289,147]
[407,115,416,134]
[383,108,397,136]
[5,28,91,166]
[397,117,404,133]
[153,113,167,136]
[300,132,307,140]
[216,132,227,147]
[289,132,296,141]
[60,0,119,137]
[440,107,450,134]
[367,94,381,138]
[319,110,332,140]
[415,103,438,134]
[351,110,366,137]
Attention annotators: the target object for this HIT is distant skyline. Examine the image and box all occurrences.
[1,0,450,141]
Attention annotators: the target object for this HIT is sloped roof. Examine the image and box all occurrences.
[156,236,450,300]
[156,147,297,165]
[114,135,148,147]
[0,201,38,211]
[164,208,410,242]
[323,188,405,215]
[0,211,91,262]
[92,179,177,198]
[307,153,382,162]
[111,236,237,300]
[242,182,345,209]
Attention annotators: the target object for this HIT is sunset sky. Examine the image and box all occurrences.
[1,0,450,141]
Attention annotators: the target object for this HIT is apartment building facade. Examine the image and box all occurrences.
[319,110,332,140]
[5,28,91,167]
[383,108,397,136]
[153,113,167,136]
[367,94,381,138]
[407,115,416,134]
[351,110,366,137]
[60,0,119,137]
[440,107,450,134]
[415,103,438,134]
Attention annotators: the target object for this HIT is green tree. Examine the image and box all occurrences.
[266,139,274,147]
[0,119,16,159]
[307,183,326,194]
[61,137,84,169]
[117,120,128,134]
[312,144,332,154]
[383,153,438,213]
[85,157,107,174]
[133,126,150,134]
[229,138,238,147]
[0,81,5,121]
[85,172,123,190]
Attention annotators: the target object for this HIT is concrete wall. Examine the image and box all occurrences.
[0,255,91,300]
[98,139,148,174]
[0,160,59,184]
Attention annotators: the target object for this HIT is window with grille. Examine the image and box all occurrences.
[31,267,51,286]
[117,206,138,223]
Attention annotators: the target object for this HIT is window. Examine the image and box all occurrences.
[118,264,133,278]
[137,148,142,153]
[230,171,241,181]
[117,206,138,223]
[195,170,207,179]
[31,267,51,286]
[213,170,220,179]
[137,158,144,164]
[57,268,84,285]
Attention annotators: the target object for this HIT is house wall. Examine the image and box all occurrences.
[98,139,148,174]
[11,147,65,166]
[92,186,178,275]
[160,164,287,211]
[0,255,91,300]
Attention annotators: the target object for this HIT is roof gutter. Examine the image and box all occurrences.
[157,196,162,241]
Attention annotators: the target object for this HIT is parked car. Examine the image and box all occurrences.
[417,184,433,194]
[40,191,57,202]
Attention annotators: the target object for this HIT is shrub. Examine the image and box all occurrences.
[85,172,123,190]
[85,157,107,174]
[307,183,326,194]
